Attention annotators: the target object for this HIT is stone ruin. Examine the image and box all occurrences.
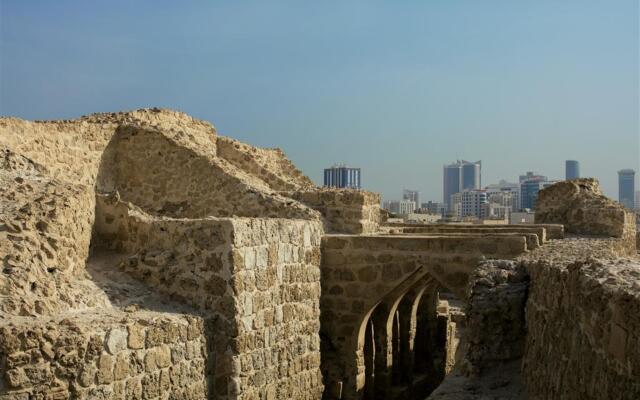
[0,109,638,400]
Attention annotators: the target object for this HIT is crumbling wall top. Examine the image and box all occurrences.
[535,178,636,246]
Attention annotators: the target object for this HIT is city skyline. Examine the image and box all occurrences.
[378,160,638,203]
[1,1,638,201]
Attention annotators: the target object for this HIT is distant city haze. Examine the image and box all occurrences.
[1,1,638,200]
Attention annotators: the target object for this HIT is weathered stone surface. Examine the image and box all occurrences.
[284,188,382,234]
[535,178,636,252]
[522,257,640,399]
[1,109,638,400]
[464,259,529,373]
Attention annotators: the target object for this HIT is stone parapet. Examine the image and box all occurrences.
[284,189,381,234]
[216,136,315,192]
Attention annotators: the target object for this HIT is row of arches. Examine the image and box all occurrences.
[358,278,464,400]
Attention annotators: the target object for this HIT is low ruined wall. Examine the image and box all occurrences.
[464,260,528,373]
[0,312,209,400]
[535,179,636,254]
[0,109,217,189]
[523,258,640,399]
[393,225,554,243]
[97,127,317,220]
[94,196,324,399]
[284,189,381,234]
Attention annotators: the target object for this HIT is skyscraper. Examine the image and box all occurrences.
[443,160,481,209]
[461,161,481,190]
[520,177,555,210]
[324,164,361,189]
[565,160,580,180]
[457,189,488,218]
[618,169,635,209]
[443,164,461,210]
[402,189,420,209]
[519,171,547,183]
[485,180,521,212]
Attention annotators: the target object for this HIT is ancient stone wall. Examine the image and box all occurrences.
[523,258,640,399]
[0,109,216,189]
[535,179,636,254]
[0,312,210,400]
[228,218,323,400]
[284,189,381,234]
[0,149,101,317]
[463,260,528,374]
[0,110,319,223]
[319,234,530,399]
[97,127,317,220]
[216,136,315,192]
[388,224,564,242]
[1,110,327,400]
[93,195,324,399]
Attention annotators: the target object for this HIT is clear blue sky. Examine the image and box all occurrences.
[1,0,638,201]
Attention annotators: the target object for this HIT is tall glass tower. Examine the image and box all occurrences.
[618,169,635,209]
[565,160,580,180]
[323,164,361,189]
[443,160,481,209]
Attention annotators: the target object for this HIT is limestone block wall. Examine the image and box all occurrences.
[216,136,315,191]
[284,189,381,234]
[94,196,325,399]
[523,258,640,399]
[0,312,209,400]
[229,218,323,400]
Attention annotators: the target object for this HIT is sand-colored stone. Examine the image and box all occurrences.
[1,110,638,400]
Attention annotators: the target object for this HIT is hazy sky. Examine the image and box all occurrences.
[1,0,638,201]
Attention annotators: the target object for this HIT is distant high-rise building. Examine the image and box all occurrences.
[421,201,448,216]
[565,160,580,180]
[634,190,640,211]
[520,179,555,210]
[486,191,515,219]
[382,200,400,214]
[323,164,361,189]
[461,161,481,190]
[443,164,461,210]
[443,160,481,210]
[398,200,416,215]
[618,169,636,209]
[485,180,521,212]
[403,189,420,208]
[451,189,488,218]
[382,200,415,215]
[519,171,547,184]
